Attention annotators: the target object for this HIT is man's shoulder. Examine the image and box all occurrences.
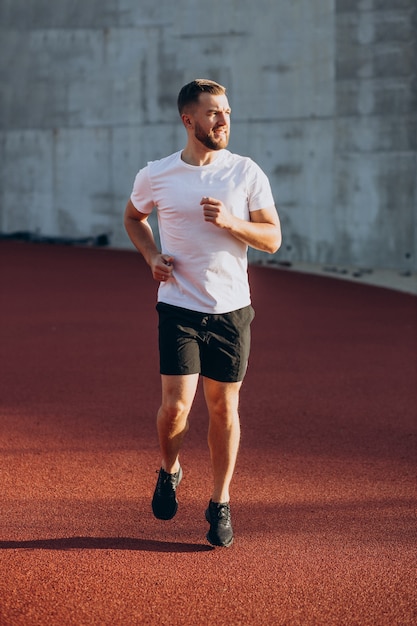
[223,150,258,168]
[222,151,265,177]
[147,151,182,173]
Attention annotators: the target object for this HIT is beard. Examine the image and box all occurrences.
[194,122,229,150]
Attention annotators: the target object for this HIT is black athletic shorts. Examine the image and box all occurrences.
[156,302,255,383]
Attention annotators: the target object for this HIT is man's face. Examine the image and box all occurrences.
[189,93,231,150]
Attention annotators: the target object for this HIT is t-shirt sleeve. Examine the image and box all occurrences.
[247,161,275,212]
[130,166,155,214]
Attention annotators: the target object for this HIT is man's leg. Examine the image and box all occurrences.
[203,377,242,503]
[157,373,199,473]
[152,373,199,520]
[203,377,241,546]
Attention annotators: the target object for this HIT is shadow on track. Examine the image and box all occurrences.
[0,537,213,553]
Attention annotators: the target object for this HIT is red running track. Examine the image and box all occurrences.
[0,241,416,626]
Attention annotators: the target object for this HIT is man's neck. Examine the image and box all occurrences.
[181,145,223,166]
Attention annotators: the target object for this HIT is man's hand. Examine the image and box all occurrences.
[150,254,174,282]
[200,197,234,230]
[200,196,281,254]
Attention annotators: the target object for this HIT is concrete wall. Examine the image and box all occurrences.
[0,0,416,271]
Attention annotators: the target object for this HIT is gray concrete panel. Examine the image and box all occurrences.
[0,0,415,274]
[0,130,54,233]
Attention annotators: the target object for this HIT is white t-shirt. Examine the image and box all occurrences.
[130,149,275,314]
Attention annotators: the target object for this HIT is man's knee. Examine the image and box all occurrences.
[160,374,198,417]
[204,380,241,420]
[158,399,190,423]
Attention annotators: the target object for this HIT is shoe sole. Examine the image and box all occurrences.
[206,531,234,548]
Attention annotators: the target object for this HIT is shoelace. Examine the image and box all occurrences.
[155,469,177,495]
[215,504,231,525]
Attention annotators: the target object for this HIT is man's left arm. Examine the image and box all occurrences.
[201,197,282,254]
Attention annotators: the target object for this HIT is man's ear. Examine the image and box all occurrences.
[181,114,192,128]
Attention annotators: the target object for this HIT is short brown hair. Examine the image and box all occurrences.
[177,79,226,115]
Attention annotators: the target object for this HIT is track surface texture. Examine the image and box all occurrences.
[1,241,416,626]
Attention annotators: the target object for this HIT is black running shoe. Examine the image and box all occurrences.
[205,500,234,547]
[152,466,183,520]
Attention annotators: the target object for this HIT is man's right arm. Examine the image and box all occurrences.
[124,199,174,281]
